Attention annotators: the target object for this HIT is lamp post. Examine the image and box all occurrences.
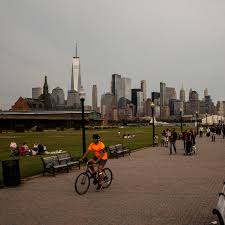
[196,111,199,135]
[205,113,208,127]
[79,86,86,156]
[180,108,183,133]
[151,102,155,147]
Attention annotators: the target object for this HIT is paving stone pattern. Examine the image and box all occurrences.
[0,136,225,225]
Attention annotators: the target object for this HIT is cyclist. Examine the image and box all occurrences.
[80,134,108,190]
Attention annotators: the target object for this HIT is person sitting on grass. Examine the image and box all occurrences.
[10,141,19,156]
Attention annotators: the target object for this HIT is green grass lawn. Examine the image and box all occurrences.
[0,126,186,183]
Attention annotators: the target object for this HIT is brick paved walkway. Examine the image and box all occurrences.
[0,135,225,225]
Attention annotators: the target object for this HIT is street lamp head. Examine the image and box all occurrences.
[150,102,155,108]
[79,86,86,100]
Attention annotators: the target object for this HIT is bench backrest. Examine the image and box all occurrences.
[42,156,59,168]
[57,152,71,162]
[213,193,225,225]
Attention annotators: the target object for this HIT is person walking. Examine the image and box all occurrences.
[182,130,187,150]
[223,125,225,139]
[206,127,210,137]
[199,126,204,137]
[211,126,216,142]
[169,129,177,155]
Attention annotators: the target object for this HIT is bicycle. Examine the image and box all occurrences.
[75,161,113,195]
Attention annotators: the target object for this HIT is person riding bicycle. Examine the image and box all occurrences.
[80,134,108,190]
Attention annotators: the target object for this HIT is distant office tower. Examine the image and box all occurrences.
[169,99,183,116]
[204,88,209,98]
[111,74,131,108]
[67,44,81,108]
[160,82,166,116]
[189,90,199,101]
[180,85,185,102]
[92,85,98,111]
[144,98,152,116]
[166,87,177,105]
[216,101,225,116]
[51,87,65,106]
[71,44,81,92]
[32,87,42,99]
[185,90,200,115]
[136,91,144,115]
[101,92,115,120]
[151,92,160,103]
[131,89,141,116]
[122,77,131,101]
[111,74,123,107]
[141,80,147,102]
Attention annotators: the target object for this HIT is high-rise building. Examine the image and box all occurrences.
[204,88,209,98]
[101,92,115,120]
[111,74,131,108]
[131,88,141,116]
[32,87,42,99]
[136,91,144,116]
[67,44,81,109]
[141,80,147,102]
[180,85,185,102]
[166,87,177,105]
[111,74,123,107]
[160,82,166,116]
[122,77,131,101]
[51,87,65,107]
[92,85,98,111]
[71,44,81,92]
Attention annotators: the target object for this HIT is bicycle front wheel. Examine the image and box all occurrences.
[101,168,113,189]
[75,172,90,195]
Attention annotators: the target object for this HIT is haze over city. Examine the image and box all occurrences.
[1,0,225,109]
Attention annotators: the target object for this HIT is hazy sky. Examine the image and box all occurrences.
[1,0,225,109]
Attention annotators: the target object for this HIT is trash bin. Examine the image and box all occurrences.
[2,159,21,187]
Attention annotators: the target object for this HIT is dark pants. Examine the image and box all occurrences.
[183,140,186,149]
[170,141,177,154]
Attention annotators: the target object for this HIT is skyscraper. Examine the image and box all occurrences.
[180,85,185,102]
[71,44,81,92]
[166,87,177,105]
[160,82,166,116]
[141,80,147,102]
[67,44,81,108]
[111,74,131,108]
[92,85,98,111]
[204,88,209,98]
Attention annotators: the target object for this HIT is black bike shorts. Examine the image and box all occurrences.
[92,156,107,167]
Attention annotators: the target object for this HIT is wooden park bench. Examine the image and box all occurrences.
[41,153,80,176]
[212,182,225,225]
[57,152,80,169]
[108,144,131,158]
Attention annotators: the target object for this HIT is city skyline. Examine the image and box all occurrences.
[1,0,225,109]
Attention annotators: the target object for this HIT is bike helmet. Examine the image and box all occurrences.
[92,134,101,140]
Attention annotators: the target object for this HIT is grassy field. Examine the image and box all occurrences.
[0,126,185,183]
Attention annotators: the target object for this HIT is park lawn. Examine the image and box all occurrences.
[0,126,183,183]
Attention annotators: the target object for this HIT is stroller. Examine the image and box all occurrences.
[184,140,196,155]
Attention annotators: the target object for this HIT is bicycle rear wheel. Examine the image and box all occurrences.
[101,168,113,189]
[75,172,90,195]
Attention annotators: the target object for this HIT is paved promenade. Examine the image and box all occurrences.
[0,136,225,225]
